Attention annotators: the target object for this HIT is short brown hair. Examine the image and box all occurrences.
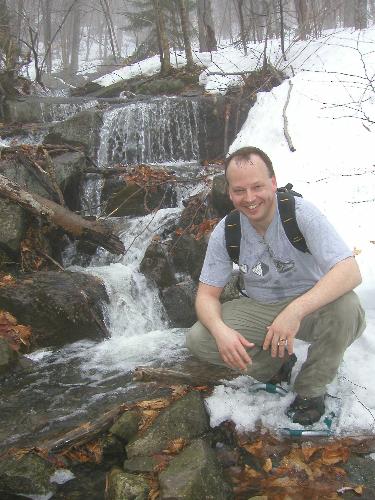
[225,146,275,178]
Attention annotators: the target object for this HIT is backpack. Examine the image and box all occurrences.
[225,183,310,265]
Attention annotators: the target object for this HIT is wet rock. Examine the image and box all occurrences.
[0,150,87,256]
[211,174,233,217]
[101,435,126,464]
[43,109,103,154]
[159,438,233,499]
[161,280,197,327]
[4,98,44,123]
[106,467,149,500]
[103,182,177,217]
[0,338,18,375]
[126,391,210,458]
[0,271,109,349]
[171,234,208,281]
[123,456,159,473]
[136,78,185,95]
[109,410,141,443]
[343,455,375,499]
[140,240,176,289]
[0,452,56,496]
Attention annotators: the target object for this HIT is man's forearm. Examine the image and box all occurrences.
[195,285,225,339]
[286,257,362,321]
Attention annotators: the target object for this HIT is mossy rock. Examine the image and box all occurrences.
[0,452,55,496]
[137,79,185,95]
[106,467,149,500]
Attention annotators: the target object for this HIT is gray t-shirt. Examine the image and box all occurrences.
[200,197,353,303]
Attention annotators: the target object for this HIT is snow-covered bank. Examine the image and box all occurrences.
[205,27,375,435]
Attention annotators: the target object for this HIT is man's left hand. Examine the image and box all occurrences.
[263,306,301,358]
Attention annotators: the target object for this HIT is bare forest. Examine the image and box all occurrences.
[1,0,374,88]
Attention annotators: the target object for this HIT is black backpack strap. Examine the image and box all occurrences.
[225,209,241,264]
[277,191,310,253]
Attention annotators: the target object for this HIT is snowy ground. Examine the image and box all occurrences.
[93,27,375,435]
[204,28,375,436]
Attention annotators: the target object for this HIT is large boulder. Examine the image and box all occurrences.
[0,150,87,257]
[106,467,149,500]
[140,240,176,289]
[0,271,109,348]
[0,452,56,497]
[103,181,177,217]
[126,391,210,458]
[211,173,233,217]
[43,108,103,154]
[161,280,197,328]
[171,234,208,282]
[109,410,141,443]
[159,439,233,499]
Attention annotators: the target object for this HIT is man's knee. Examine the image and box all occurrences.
[185,321,208,357]
[322,291,366,341]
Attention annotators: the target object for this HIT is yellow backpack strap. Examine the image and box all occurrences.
[277,190,310,253]
[225,209,241,264]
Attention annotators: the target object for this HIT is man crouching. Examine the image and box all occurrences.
[186,146,366,425]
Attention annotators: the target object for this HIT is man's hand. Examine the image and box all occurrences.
[214,326,254,370]
[263,305,301,358]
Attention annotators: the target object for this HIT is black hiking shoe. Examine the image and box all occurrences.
[267,353,297,385]
[286,394,326,425]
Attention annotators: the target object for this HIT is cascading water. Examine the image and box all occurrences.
[0,208,189,451]
[82,96,201,215]
[97,97,199,166]
[0,96,207,453]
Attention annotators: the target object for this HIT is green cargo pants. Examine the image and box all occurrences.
[186,291,366,398]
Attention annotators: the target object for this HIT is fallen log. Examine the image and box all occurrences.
[0,173,125,255]
[39,405,127,453]
[133,361,236,386]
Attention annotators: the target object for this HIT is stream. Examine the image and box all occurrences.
[0,96,214,454]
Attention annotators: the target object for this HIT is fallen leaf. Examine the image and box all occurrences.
[301,442,321,461]
[162,437,187,454]
[170,385,188,399]
[321,445,350,465]
[136,398,170,410]
[244,465,262,479]
[263,457,273,472]
[337,484,363,495]
[241,440,263,456]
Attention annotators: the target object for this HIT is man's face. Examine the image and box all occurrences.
[226,154,277,228]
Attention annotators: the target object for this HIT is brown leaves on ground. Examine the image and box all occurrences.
[62,440,103,464]
[0,274,15,287]
[0,309,31,351]
[123,164,176,190]
[230,433,363,499]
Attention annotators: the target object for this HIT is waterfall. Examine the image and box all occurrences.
[97,97,200,166]
[82,96,201,215]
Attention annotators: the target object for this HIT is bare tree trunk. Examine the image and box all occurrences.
[236,0,248,55]
[294,0,310,39]
[100,0,120,61]
[177,0,194,68]
[43,0,53,74]
[280,0,286,60]
[343,0,354,27]
[70,0,81,75]
[197,0,217,52]
[0,173,125,255]
[0,0,20,75]
[355,0,367,29]
[152,0,171,75]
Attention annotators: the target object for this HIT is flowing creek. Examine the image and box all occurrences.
[0,96,217,453]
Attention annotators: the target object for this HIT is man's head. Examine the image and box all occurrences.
[225,146,277,231]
